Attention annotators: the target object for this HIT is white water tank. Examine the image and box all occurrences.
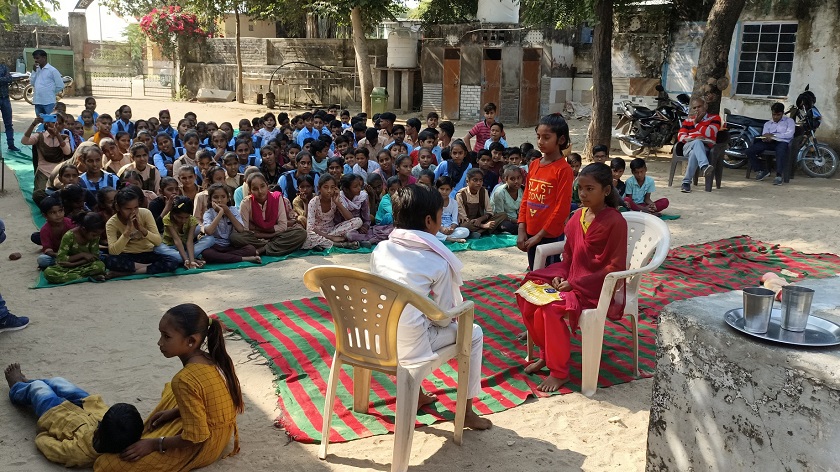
[477,0,520,23]
[387,27,419,69]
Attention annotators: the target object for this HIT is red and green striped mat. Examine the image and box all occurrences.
[215,236,840,443]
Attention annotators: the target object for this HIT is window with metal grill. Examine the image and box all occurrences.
[735,22,797,97]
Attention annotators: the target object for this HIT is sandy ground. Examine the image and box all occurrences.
[1,96,840,471]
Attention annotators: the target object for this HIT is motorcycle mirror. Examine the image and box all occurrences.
[677,93,690,105]
[655,84,664,92]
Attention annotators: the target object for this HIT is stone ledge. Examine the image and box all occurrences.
[646,276,840,472]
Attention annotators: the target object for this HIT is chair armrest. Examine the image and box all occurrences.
[424,300,475,323]
[534,241,566,271]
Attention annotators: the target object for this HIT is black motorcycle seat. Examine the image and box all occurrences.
[631,106,655,119]
[728,114,767,129]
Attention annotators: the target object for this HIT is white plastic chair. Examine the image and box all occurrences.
[526,211,671,397]
[303,265,476,472]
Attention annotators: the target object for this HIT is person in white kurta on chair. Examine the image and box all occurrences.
[29,50,65,118]
[370,184,492,430]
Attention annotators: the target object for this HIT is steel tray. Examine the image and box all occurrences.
[724,307,840,347]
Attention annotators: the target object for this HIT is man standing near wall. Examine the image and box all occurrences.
[29,50,64,117]
[0,61,20,151]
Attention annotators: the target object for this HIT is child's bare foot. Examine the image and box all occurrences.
[464,409,492,430]
[243,255,262,264]
[195,259,206,268]
[524,358,546,374]
[5,363,27,388]
[536,375,569,393]
[133,262,150,274]
[418,390,437,409]
[446,237,467,243]
[257,246,267,255]
[105,270,131,280]
[515,331,528,342]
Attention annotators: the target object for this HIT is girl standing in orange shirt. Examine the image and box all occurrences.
[517,114,574,270]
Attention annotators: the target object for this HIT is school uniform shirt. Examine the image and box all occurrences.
[483,137,509,149]
[353,160,381,181]
[35,394,110,468]
[154,149,182,177]
[225,174,244,190]
[158,125,178,140]
[295,127,321,147]
[518,157,573,238]
[623,175,656,204]
[80,171,119,193]
[172,155,197,178]
[311,157,327,175]
[456,187,493,223]
[238,154,262,173]
[106,208,162,255]
[203,207,244,246]
[118,162,161,194]
[110,119,135,138]
[434,160,472,193]
[491,183,523,219]
[441,196,459,228]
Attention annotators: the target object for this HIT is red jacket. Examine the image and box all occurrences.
[678,113,721,148]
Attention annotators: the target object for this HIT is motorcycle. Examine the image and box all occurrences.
[8,72,29,101]
[23,75,74,105]
[723,85,838,178]
[614,84,691,156]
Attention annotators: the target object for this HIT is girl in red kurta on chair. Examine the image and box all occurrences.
[516,114,574,271]
[516,163,628,392]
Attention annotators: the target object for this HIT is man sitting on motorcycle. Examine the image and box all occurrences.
[744,102,795,186]
[679,97,721,193]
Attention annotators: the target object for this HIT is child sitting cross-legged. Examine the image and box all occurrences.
[456,168,507,239]
[435,176,470,243]
[43,212,107,284]
[4,363,143,468]
[36,196,74,270]
[375,176,402,225]
[304,175,363,250]
[516,163,628,392]
[623,158,669,214]
[336,173,393,247]
[491,165,523,234]
[200,184,261,264]
[370,184,492,430]
[155,196,216,269]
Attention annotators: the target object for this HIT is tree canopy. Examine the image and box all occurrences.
[0,0,58,27]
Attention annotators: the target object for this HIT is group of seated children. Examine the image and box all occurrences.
[569,145,669,216]
[27,101,666,284]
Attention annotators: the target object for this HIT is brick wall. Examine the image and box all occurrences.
[0,25,70,69]
[499,89,520,124]
[539,77,551,117]
[422,83,442,114]
[459,85,481,122]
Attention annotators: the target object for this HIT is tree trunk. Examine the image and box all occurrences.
[585,0,614,159]
[692,0,746,113]
[351,6,372,115]
[235,8,244,104]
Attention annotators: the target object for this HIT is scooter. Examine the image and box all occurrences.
[722,85,838,178]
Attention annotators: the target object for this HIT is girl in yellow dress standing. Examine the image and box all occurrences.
[94,304,243,471]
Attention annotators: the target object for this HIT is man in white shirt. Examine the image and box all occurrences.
[29,50,65,117]
[745,102,796,186]
[370,184,492,430]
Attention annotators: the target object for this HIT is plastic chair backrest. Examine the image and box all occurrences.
[623,212,670,292]
[303,266,446,371]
